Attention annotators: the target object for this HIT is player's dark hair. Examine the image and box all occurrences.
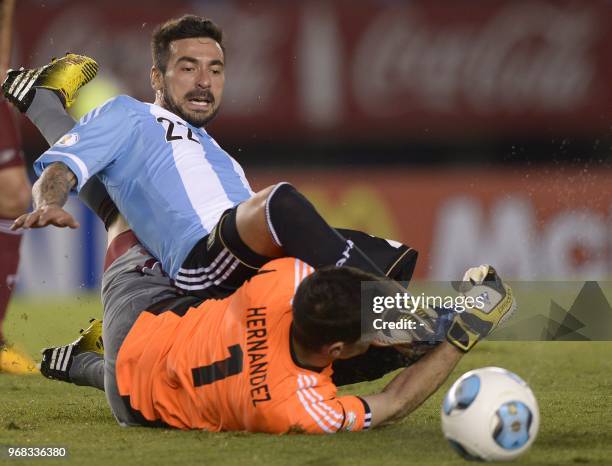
[292,266,380,352]
[151,15,225,73]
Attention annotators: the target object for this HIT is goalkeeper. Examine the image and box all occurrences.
[41,210,515,432]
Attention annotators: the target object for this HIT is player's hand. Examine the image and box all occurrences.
[10,204,80,230]
[370,302,439,347]
[446,265,516,352]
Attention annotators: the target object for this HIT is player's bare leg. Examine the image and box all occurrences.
[235,186,283,258]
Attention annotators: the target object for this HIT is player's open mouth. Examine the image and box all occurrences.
[187,98,211,109]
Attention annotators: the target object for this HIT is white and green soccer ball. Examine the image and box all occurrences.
[441,367,540,462]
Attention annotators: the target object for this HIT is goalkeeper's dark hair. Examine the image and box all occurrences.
[292,266,382,352]
[151,15,225,73]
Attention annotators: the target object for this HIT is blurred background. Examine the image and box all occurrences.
[8,0,612,295]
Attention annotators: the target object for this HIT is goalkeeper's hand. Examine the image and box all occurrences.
[446,265,516,352]
[370,304,438,347]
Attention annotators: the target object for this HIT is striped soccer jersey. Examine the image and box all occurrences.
[116,258,372,433]
[34,95,254,278]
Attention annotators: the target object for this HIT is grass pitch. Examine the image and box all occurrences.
[1,295,612,466]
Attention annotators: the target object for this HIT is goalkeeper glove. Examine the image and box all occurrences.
[446,265,516,352]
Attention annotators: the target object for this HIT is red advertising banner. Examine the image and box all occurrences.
[249,168,612,280]
[11,0,612,141]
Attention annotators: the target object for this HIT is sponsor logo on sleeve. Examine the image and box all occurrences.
[56,133,80,147]
[344,411,357,431]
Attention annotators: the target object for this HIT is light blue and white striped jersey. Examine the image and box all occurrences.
[34,95,254,278]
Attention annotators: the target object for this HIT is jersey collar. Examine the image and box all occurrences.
[288,325,327,373]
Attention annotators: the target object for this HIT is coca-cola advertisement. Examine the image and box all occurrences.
[10,0,612,141]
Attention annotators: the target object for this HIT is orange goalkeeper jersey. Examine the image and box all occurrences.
[116,258,372,433]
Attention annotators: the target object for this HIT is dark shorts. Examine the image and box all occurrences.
[174,207,419,300]
[173,209,266,299]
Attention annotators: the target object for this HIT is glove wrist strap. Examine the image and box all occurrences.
[446,318,480,352]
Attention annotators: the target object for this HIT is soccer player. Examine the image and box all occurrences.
[3,15,415,301]
[0,97,35,373]
[0,0,36,373]
[41,211,514,432]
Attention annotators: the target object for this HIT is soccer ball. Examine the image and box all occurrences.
[441,367,540,462]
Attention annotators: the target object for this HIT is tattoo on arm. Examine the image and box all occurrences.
[32,163,77,209]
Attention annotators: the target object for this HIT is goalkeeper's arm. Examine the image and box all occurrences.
[361,264,516,428]
[362,341,463,428]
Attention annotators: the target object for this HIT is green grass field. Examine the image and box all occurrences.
[2,295,612,466]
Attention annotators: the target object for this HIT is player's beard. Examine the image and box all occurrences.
[161,86,220,128]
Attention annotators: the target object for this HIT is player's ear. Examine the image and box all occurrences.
[151,66,163,92]
[327,342,344,360]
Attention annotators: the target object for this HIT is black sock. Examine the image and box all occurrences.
[266,183,384,276]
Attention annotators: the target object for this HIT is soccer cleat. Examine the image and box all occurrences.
[1,53,98,112]
[0,344,38,374]
[39,318,103,382]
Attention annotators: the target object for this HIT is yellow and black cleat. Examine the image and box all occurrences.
[39,318,103,382]
[2,53,98,112]
[77,318,104,355]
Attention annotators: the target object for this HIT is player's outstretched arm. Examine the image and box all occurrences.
[11,162,79,230]
[362,341,463,428]
[363,265,516,428]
